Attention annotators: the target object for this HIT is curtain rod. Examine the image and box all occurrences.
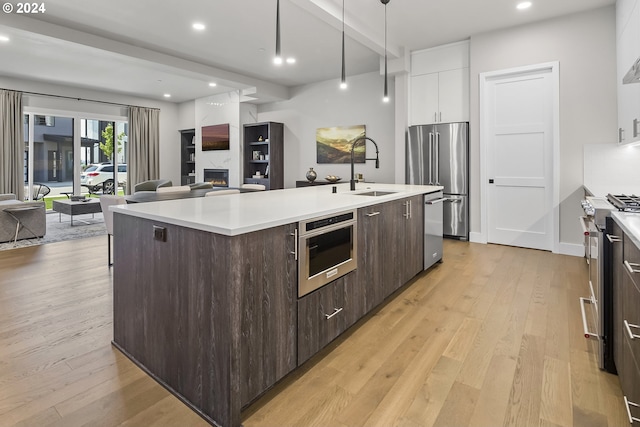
[1,87,161,111]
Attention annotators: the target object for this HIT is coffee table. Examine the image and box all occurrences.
[52,198,102,226]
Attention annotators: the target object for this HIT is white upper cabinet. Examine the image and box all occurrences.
[409,41,470,126]
[616,0,640,144]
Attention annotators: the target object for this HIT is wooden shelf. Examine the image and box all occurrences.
[243,122,283,190]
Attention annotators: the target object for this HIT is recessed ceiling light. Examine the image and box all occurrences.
[274,57,283,65]
[0,35,9,42]
[517,2,532,10]
[286,57,296,64]
[163,94,171,98]
[209,82,217,87]
[192,23,206,31]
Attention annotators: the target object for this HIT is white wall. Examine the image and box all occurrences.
[0,75,180,186]
[257,71,395,188]
[469,6,617,250]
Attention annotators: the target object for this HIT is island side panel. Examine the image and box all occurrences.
[234,222,297,407]
[112,212,239,427]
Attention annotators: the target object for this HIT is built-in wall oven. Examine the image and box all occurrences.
[297,210,357,297]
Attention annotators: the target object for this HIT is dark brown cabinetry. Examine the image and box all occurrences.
[113,215,297,426]
[357,204,386,311]
[298,195,425,365]
[179,129,196,185]
[611,218,640,422]
[383,195,425,297]
[243,122,284,190]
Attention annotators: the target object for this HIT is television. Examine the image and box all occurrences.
[202,123,230,151]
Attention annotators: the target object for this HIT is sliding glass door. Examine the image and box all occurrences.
[23,110,127,200]
[23,113,74,199]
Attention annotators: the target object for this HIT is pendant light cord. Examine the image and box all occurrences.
[383,1,389,100]
[341,0,346,88]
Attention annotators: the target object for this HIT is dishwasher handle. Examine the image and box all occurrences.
[425,197,447,205]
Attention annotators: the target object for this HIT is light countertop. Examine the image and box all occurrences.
[113,182,443,236]
[583,184,640,198]
[612,212,640,249]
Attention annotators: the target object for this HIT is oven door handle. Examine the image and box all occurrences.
[579,297,598,339]
[578,216,591,236]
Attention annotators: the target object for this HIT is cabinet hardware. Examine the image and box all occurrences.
[366,211,381,217]
[619,127,625,143]
[579,297,598,339]
[434,112,437,123]
[624,320,640,340]
[624,260,640,274]
[324,307,343,320]
[403,201,409,218]
[290,228,298,261]
[439,112,442,122]
[408,200,412,219]
[606,234,622,243]
[624,396,640,424]
[634,118,639,138]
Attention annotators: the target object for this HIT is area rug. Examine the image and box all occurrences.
[0,211,107,251]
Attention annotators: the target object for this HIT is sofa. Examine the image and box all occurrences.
[0,194,46,243]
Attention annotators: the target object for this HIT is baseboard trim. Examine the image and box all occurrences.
[469,232,486,244]
[558,242,585,257]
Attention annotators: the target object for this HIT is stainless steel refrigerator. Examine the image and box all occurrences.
[406,122,469,240]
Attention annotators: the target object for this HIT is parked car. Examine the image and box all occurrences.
[81,163,127,194]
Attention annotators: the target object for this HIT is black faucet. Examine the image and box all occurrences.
[350,137,380,191]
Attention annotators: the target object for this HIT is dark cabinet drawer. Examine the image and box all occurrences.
[624,234,640,291]
[621,334,640,422]
[623,269,640,370]
[298,275,353,365]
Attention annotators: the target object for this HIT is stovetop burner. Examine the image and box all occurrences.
[607,194,640,212]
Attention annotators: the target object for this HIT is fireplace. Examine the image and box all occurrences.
[203,169,229,188]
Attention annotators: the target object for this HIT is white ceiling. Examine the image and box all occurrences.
[0,0,615,103]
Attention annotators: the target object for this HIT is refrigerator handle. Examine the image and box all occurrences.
[428,132,434,185]
[435,132,440,185]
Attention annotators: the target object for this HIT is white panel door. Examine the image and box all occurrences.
[485,69,554,250]
[409,73,439,125]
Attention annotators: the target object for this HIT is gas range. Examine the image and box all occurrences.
[581,196,616,229]
[606,194,640,212]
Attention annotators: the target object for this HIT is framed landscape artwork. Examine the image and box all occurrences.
[202,123,230,151]
[316,125,366,163]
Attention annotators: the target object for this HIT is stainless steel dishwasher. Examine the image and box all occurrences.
[424,191,445,270]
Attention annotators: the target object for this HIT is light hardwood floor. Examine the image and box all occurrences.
[0,237,627,426]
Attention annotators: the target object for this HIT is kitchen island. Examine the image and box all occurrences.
[111,182,442,427]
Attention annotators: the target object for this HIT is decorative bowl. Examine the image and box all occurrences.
[325,175,341,183]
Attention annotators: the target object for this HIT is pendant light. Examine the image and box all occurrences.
[340,0,347,89]
[274,0,282,65]
[381,0,390,102]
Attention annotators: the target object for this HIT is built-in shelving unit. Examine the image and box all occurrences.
[180,129,196,185]
[243,122,284,190]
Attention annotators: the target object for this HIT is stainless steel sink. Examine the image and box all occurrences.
[353,190,397,197]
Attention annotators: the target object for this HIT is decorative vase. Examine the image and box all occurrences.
[306,167,317,182]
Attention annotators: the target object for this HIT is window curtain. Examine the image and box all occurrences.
[0,90,24,200]
[127,106,160,194]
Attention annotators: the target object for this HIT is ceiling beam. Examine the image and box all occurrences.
[288,0,402,59]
